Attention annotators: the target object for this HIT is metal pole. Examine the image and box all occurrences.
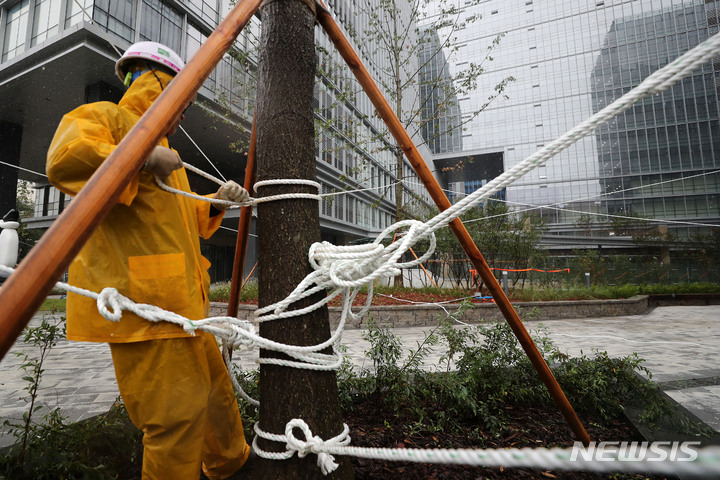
[0,0,264,360]
[586,272,591,289]
[316,4,590,446]
[502,270,509,296]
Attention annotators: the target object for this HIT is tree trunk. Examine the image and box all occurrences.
[254,1,354,478]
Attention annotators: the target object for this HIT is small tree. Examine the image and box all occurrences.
[423,200,546,289]
[346,0,513,285]
[15,181,42,261]
[254,2,353,478]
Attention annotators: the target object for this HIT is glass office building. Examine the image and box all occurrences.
[438,0,719,238]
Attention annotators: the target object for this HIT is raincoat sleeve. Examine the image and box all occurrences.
[196,194,224,239]
[47,103,140,206]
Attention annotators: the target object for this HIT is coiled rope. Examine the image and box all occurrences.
[5,30,720,477]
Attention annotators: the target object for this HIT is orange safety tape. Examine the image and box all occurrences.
[487,268,570,273]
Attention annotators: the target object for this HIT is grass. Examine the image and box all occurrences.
[208,280,258,303]
[510,282,720,302]
[39,298,66,311]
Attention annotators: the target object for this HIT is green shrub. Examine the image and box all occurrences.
[339,307,709,439]
[209,280,258,303]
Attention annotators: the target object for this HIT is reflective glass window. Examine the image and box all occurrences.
[3,0,30,62]
[31,0,60,46]
[140,0,183,54]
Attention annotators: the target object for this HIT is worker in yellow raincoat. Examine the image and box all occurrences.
[47,42,252,480]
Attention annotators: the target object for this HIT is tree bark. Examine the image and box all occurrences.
[254,1,354,478]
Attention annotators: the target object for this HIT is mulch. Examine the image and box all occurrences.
[344,400,671,480]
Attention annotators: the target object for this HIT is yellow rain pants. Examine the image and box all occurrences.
[110,331,250,480]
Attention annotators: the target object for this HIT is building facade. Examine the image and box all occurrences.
[0,0,431,280]
[434,0,719,239]
[418,27,463,155]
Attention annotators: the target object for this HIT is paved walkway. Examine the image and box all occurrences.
[1,305,719,448]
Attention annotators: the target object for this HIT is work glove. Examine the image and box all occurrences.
[143,146,183,180]
[214,180,250,206]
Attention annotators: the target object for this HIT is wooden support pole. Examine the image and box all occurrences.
[316,4,590,446]
[0,0,263,360]
[227,115,258,318]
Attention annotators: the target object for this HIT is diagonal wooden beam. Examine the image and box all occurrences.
[0,0,264,360]
[223,115,257,365]
[316,3,590,446]
[227,115,258,318]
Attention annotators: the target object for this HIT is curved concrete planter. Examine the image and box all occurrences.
[211,294,651,329]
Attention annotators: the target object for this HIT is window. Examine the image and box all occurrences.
[179,0,218,25]
[65,0,92,27]
[140,0,183,54]
[94,0,134,42]
[31,0,60,46]
[3,0,30,62]
[186,23,205,60]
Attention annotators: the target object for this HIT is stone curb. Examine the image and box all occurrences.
[210,295,651,329]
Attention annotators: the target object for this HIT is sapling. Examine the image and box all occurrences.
[4,314,65,471]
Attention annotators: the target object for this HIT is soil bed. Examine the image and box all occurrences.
[344,400,670,480]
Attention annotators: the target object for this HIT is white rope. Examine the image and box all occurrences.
[1,264,345,399]
[153,167,323,208]
[264,421,720,476]
[0,160,48,179]
[253,420,352,475]
[9,252,720,476]
[253,179,323,204]
[246,30,720,349]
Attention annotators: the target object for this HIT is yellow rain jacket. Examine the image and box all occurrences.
[47,71,222,343]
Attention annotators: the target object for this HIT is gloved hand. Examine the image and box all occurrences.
[143,146,182,179]
[214,180,250,206]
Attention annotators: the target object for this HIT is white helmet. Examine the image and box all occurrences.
[115,41,185,83]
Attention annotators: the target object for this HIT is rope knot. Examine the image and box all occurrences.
[97,287,125,321]
[284,419,351,475]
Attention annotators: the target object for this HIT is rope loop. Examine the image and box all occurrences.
[285,419,351,475]
[97,288,124,322]
[254,178,321,193]
[253,420,351,475]
[154,168,324,208]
